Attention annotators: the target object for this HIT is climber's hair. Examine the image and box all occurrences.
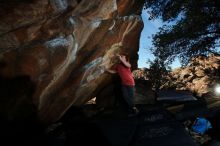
[119,52,130,62]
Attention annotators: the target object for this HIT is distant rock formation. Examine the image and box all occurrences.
[0,0,144,123]
[133,54,220,99]
[170,54,220,97]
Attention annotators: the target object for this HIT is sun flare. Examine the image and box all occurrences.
[215,85,220,95]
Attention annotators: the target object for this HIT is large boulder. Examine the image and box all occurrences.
[0,0,144,123]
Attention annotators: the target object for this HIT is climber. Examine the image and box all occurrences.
[105,53,139,116]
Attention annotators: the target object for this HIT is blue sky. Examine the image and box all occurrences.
[138,9,181,69]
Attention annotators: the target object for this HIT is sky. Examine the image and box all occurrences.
[138,9,181,69]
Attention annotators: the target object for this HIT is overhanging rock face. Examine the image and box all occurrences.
[0,0,144,123]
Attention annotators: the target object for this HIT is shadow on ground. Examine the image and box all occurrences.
[2,103,220,146]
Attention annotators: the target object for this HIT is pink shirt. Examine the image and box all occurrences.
[116,64,135,86]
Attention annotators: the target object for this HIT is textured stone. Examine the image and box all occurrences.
[171,55,220,96]
[0,0,144,123]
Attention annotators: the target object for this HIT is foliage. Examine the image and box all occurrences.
[148,58,171,90]
[144,0,220,65]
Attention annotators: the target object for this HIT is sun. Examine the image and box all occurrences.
[214,85,220,95]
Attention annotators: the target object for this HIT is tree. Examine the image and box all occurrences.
[144,0,220,65]
[148,58,171,90]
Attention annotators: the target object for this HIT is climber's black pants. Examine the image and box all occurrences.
[121,85,135,112]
